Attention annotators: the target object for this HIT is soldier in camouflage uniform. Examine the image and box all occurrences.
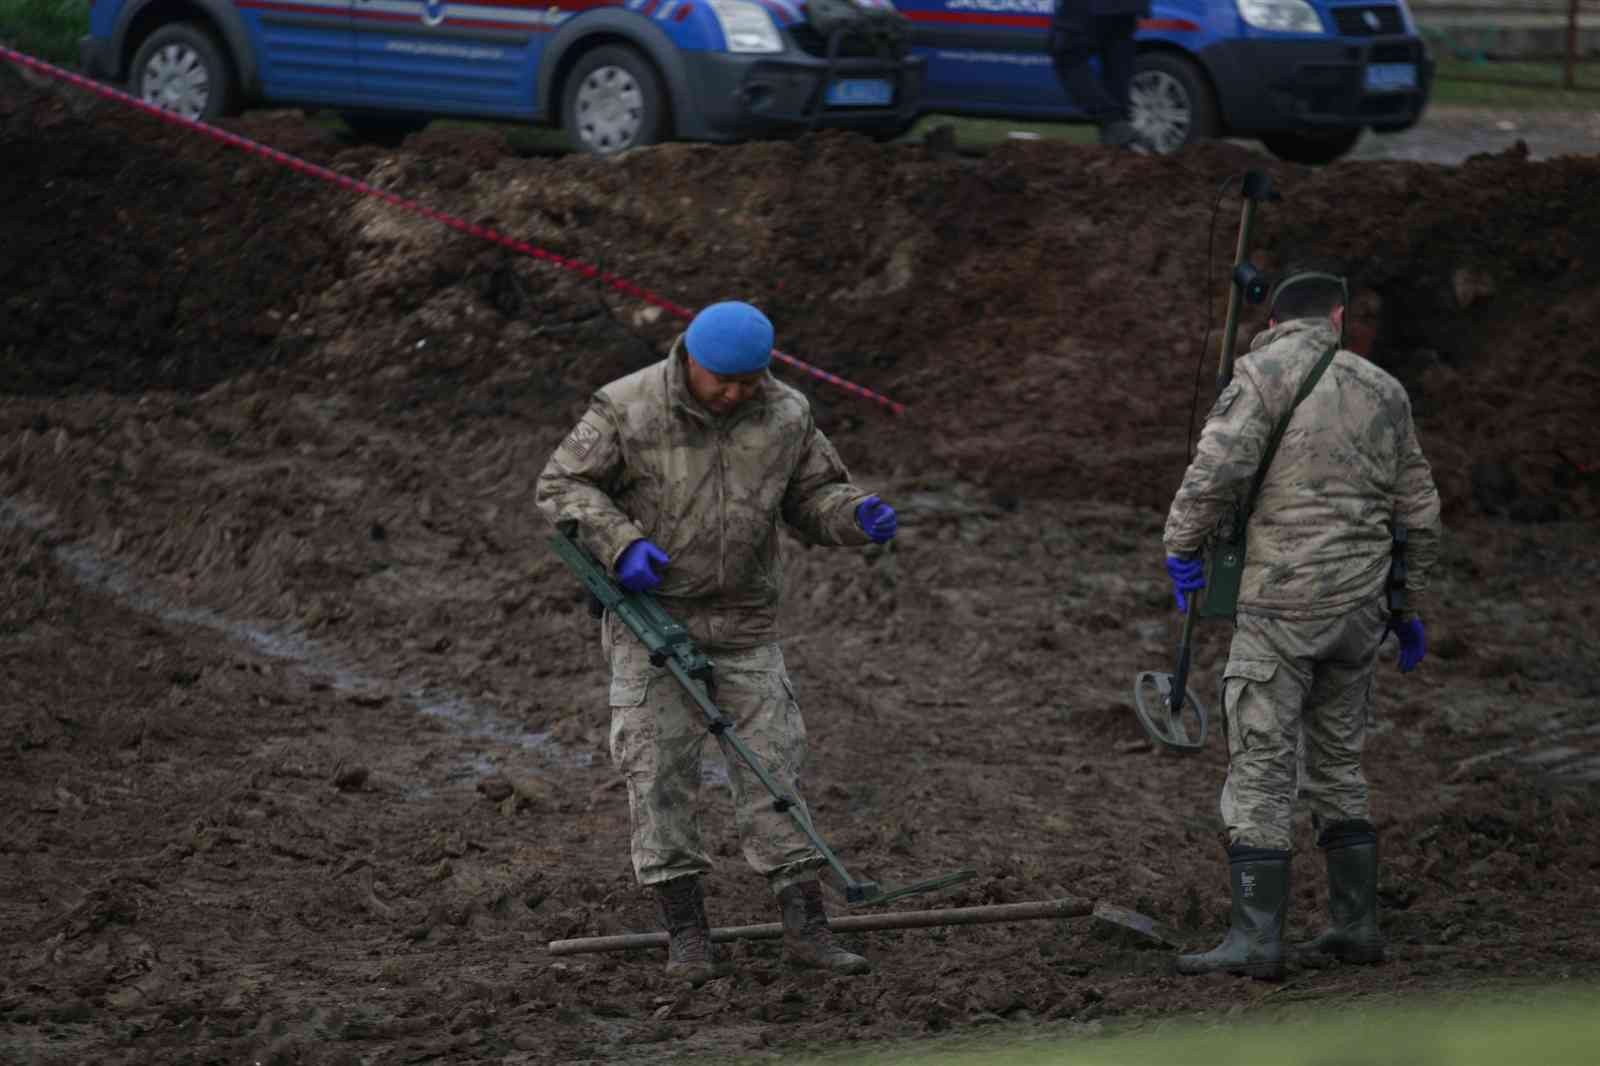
[1161,271,1441,981]
[536,301,896,985]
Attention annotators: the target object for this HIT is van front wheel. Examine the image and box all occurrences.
[1128,53,1217,155]
[561,45,668,156]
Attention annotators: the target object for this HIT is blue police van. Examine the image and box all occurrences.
[80,0,1427,161]
[897,0,1433,162]
[78,0,926,153]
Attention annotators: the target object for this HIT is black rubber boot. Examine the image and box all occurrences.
[652,876,729,986]
[1301,821,1385,964]
[1176,846,1290,981]
[776,880,871,975]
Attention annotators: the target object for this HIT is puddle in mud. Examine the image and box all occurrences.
[1,495,585,786]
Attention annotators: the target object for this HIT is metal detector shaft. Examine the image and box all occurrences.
[1134,170,1278,751]
[548,527,971,906]
[1162,175,1257,720]
[548,896,1095,956]
[1169,608,1197,715]
[1216,170,1277,394]
[663,657,864,898]
[1215,193,1260,396]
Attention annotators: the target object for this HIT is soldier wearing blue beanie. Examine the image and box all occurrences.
[685,300,774,376]
[537,296,900,985]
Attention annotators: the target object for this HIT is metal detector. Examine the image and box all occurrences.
[550,528,976,907]
[1134,170,1278,755]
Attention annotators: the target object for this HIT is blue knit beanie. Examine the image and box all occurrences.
[685,301,774,375]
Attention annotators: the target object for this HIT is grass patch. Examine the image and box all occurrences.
[0,0,89,66]
[1430,53,1600,109]
[783,986,1600,1066]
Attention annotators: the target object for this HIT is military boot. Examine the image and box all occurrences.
[1300,821,1385,964]
[1176,845,1291,981]
[652,875,729,986]
[776,880,871,975]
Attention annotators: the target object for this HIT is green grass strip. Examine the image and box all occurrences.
[787,985,1600,1066]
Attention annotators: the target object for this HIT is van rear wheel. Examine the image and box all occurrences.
[561,45,668,156]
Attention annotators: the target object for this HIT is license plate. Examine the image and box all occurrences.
[1364,63,1417,92]
[825,78,893,107]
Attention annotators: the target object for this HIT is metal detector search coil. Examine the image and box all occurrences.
[1133,670,1208,754]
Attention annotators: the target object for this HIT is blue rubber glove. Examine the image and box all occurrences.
[1392,616,1426,673]
[616,539,669,592]
[855,495,897,544]
[1165,554,1206,614]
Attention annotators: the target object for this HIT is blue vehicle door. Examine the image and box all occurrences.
[350,0,583,115]
[235,0,359,102]
[895,0,1067,114]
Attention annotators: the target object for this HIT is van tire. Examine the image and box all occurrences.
[1129,52,1217,154]
[1260,128,1363,165]
[561,45,668,156]
[129,23,236,123]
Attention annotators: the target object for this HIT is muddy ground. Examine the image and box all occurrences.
[3,65,1600,1066]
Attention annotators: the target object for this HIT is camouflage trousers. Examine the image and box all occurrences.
[605,616,824,889]
[1219,600,1388,850]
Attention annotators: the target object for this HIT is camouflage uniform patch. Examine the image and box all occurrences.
[560,420,601,462]
[1218,601,1387,850]
[1207,380,1242,421]
[605,617,824,887]
[1164,318,1442,621]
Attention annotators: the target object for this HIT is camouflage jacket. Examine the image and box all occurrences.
[1164,318,1442,620]
[536,334,874,649]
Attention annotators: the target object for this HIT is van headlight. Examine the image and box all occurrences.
[1236,0,1325,33]
[708,0,786,53]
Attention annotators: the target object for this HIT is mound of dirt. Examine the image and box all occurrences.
[5,69,1597,519]
[3,59,1598,1066]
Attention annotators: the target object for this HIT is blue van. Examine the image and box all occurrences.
[896,0,1434,162]
[79,0,1427,161]
[78,0,925,153]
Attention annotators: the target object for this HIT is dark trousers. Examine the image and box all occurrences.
[1049,13,1139,126]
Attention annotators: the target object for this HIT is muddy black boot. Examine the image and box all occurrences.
[652,876,728,987]
[776,881,870,975]
[1176,846,1290,981]
[1300,821,1385,964]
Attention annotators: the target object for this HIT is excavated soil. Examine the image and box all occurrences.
[3,65,1600,1065]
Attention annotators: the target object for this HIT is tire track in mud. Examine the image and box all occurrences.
[0,493,590,792]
